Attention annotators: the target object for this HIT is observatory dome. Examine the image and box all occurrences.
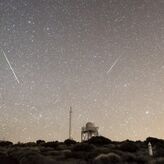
[86,122,95,128]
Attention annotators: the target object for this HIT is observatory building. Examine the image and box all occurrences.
[81,122,99,141]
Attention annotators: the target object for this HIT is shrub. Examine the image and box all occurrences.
[86,147,111,160]
[65,151,89,160]
[42,141,59,148]
[95,147,111,154]
[55,143,67,150]
[25,142,37,147]
[72,143,95,152]
[19,153,55,164]
[86,136,112,145]
[146,137,164,145]
[0,155,18,164]
[36,140,45,145]
[40,147,54,153]
[14,142,38,147]
[154,146,164,157]
[8,147,39,161]
[64,139,77,146]
[151,157,164,164]
[93,152,122,164]
[121,152,147,163]
[121,152,136,162]
[0,150,18,164]
[0,141,13,147]
[14,142,26,147]
[119,140,139,152]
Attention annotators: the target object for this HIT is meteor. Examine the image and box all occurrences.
[107,55,121,74]
[1,48,20,84]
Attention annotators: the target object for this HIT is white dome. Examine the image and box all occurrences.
[86,122,95,128]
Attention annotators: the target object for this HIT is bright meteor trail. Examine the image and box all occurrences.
[107,55,121,74]
[1,49,20,84]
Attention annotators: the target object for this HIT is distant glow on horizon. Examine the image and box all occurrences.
[0,0,164,142]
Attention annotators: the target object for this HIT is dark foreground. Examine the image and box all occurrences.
[0,136,164,164]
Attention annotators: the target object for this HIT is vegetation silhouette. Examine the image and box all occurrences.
[0,136,164,163]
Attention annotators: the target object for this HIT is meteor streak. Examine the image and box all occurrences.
[107,55,121,74]
[1,49,20,84]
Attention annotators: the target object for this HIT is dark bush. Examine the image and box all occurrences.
[0,156,18,164]
[7,147,40,162]
[36,140,46,145]
[72,143,95,152]
[64,139,77,146]
[154,146,164,157]
[119,140,139,152]
[135,140,147,149]
[120,152,136,162]
[151,157,164,164]
[86,147,111,160]
[55,143,67,150]
[65,151,89,160]
[14,142,25,147]
[93,152,122,164]
[135,156,148,164]
[14,142,37,147]
[0,141,13,147]
[86,136,112,145]
[40,147,54,153]
[36,140,45,145]
[146,137,164,145]
[42,141,59,148]
[19,153,55,164]
[24,142,37,147]
[121,152,147,163]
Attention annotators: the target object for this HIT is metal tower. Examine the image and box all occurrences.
[69,106,72,139]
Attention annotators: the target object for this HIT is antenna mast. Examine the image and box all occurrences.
[69,106,72,139]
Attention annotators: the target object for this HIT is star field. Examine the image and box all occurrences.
[0,0,164,142]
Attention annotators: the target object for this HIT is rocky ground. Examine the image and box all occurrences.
[0,136,164,164]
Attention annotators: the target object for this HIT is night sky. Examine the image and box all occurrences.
[0,0,164,142]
